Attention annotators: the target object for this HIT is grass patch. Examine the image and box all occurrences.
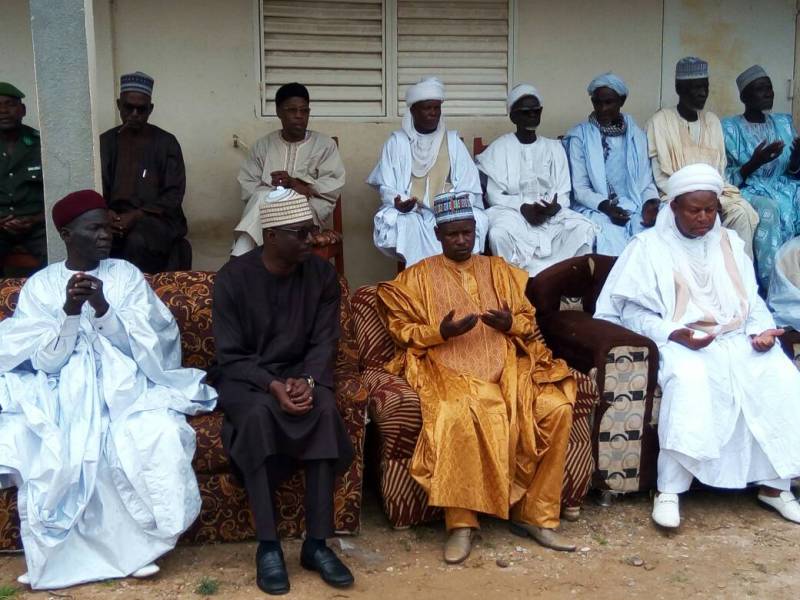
[195,576,220,596]
[0,585,18,600]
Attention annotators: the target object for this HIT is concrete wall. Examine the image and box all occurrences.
[2,0,797,287]
[661,0,796,116]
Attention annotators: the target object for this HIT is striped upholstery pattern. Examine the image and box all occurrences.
[352,285,599,528]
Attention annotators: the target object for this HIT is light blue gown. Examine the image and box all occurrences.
[722,113,800,289]
[564,114,659,256]
[767,235,800,330]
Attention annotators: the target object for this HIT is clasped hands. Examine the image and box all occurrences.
[0,214,43,235]
[520,194,561,226]
[270,170,315,199]
[668,327,784,353]
[108,208,142,238]
[270,378,314,416]
[63,273,109,317]
[394,195,419,213]
[439,302,513,340]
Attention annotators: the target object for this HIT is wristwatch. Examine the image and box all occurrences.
[302,375,315,389]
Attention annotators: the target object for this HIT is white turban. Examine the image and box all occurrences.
[404,76,445,107]
[507,83,542,112]
[587,72,629,97]
[666,163,724,200]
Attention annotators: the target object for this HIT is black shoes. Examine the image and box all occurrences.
[256,543,290,595]
[300,543,355,588]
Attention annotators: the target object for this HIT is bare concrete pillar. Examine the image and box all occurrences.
[29,0,101,262]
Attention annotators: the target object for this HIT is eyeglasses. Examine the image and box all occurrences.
[120,103,151,114]
[510,107,542,116]
[272,225,319,239]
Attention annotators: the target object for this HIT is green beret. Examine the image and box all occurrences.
[0,82,25,99]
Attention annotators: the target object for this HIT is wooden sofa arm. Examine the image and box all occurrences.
[538,311,658,379]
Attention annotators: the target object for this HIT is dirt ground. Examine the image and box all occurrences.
[2,488,799,600]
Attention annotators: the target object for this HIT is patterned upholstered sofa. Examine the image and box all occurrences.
[350,284,600,529]
[0,271,369,551]
[527,254,800,497]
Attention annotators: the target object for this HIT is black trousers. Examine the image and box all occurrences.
[244,457,336,542]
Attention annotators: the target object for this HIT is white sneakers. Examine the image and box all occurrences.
[131,563,161,578]
[17,563,160,588]
[652,492,680,528]
[758,491,800,524]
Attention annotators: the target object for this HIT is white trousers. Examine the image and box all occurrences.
[657,450,790,494]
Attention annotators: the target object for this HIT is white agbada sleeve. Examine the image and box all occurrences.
[90,308,132,355]
[595,236,684,346]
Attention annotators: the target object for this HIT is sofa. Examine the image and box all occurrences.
[0,270,369,551]
[351,284,600,529]
[527,254,800,496]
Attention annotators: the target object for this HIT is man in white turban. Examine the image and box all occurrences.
[564,73,660,255]
[476,84,597,276]
[368,77,488,266]
[595,163,800,530]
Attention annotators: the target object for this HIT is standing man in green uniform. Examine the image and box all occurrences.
[0,82,45,275]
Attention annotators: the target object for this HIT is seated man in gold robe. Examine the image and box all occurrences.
[377,192,577,564]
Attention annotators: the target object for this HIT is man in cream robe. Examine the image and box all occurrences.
[647,57,758,258]
[596,164,800,529]
[377,192,577,564]
[234,82,345,255]
[0,190,216,589]
[477,84,597,276]
[368,77,488,266]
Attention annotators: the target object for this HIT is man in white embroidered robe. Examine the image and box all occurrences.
[234,82,345,255]
[368,76,488,266]
[0,190,216,589]
[595,164,800,529]
[477,84,597,276]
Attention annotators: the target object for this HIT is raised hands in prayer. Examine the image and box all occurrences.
[271,378,313,416]
[598,199,631,226]
[741,140,785,182]
[668,328,716,351]
[393,195,418,213]
[0,214,42,236]
[480,302,512,333]
[751,139,784,167]
[64,272,108,317]
[439,309,479,340]
[271,170,315,199]
[750,328,784,352]
[109,209,142,237]
[521,194,560,227]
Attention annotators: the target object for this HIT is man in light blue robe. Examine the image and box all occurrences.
[565,73,660,256]
[768,236,800,331]
[723,65,800,290]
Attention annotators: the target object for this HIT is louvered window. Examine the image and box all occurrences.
[259,0,511,118]
[396,0,509,116]
[261,0,385,117]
